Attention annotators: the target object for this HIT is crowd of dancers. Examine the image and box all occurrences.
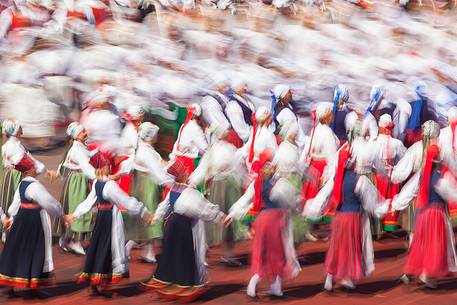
[1,0,457,302]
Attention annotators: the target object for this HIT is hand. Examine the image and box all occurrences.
[63,214,75,227]
[143,212,154,225]
[46,170,58,181]
[2,217,12,230]
[223,215,233,227]
[108,173,121,181]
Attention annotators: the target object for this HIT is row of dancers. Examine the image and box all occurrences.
[0,83,457,301]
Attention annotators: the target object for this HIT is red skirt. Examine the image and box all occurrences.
[374,174,400,231]
[324,212,365,281]
[404,204,452,278]
[251,209,291,279]
[302,159,327,204]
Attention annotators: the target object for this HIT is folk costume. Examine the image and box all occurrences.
[0,162,63,289]
[143,160,225,302]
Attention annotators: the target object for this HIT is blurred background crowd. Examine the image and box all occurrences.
[0,0,456,154]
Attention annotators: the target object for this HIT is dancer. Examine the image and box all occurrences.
[142,158,226,302]
[225,150,301,297]
[58,122,97,255]
[189,125,246,266]
[125,122,174,262]
[373,114,406,234]
[330,84,350,144]
[65,164,153,297]
[226,79,255,144]
[393,120,457,288]
[0,157,64,292]
[362,84,385,141]
[303,112,389,290]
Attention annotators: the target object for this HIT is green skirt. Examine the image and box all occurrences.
[205,175,248,247]
[0,168,22,235]
[287,174,308,244]
[54,172,92,238]
[124,171,162,241]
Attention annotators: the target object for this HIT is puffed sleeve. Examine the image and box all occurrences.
[7,188,21,219]
[228,181,255,219]
[104,180,147,217]
[391,172,420,211]
[73,181,98,218]
[302,174,334,218]
[225,101,251,142]
[391,142,422,184]
[355,175,389,218]
[175,188,224,222]
[190,122,208,155]
[73,146,97,180]
[29,153,46,175]
[270,177,299,210]
[435,171,457,203]
[188,149,211,186]
[0,8,12,39]
[0,206,5,222]
[29,182,64,218]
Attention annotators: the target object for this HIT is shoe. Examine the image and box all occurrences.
[419,275,437,289]
[341,279,355,290]
[59,237,69,253]
[220,257,242,267]
[270,277,283,297]
[125,240,138,260]
[68,241,86,256]
[247,274,260,298]
[399,274,410,284]
[305,232,318,242]
[324,274,333,291]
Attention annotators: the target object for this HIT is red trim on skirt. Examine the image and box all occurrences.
[374,174,400,229]
[302,159,327,210]
[404,205,452,278]
[325,212,365,281]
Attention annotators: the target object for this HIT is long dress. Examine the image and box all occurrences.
[143,183,225,302]
[392,169,457,279]
[229,177,301,280]
[73,180,148,285]
[0,177,63,288]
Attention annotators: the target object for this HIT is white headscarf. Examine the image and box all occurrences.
[66,122,84,139]
[2,120,21,137]
[138,122,159,142]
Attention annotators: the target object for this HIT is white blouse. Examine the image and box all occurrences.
[8,177,64,219]
[373,134,406,176]
[73,180,147,218]
[170,120,208,160]
[154,186,225,222]
[2,137,45,174]
[225,96,255,143]
[135,142,174,186]
[62,141,96,180]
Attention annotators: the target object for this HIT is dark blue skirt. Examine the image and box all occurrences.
[0,207,54,288]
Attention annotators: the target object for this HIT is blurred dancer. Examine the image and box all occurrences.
[189,125,246,266]
[142,159,226,302]
[125,122,174,262]
[301,102,338,236]
[373,114,406,234]
[0,158,63,293]
[226,152,300,298]
[393,121,457,288]
[303,112,389,291]
[362,84,385,141]
[65,164,153,297]
[225,80,255,145]
[169,103,208,174]
[330,84,350,144]
[57,122,96,255]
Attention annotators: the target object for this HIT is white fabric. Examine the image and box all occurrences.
[362,112,378,141]
[225,96,254,143]
[301,123,338,163]
[135,142,174,186]
[170,120,208,160]
[241,125,278,168]
[62,141,97,180]
[439,126,457,165]
[378,114,393,128]
[391,141,423,184]
[120,122,139,156]
[275,107,306,149]
[373,134,406,176]
[200,94,231,132]
[393,99,412,140]
[272,141,300,178]
[2,137,45,173]
[82,110,122,148]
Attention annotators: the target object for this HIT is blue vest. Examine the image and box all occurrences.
[261,178,281,210]
[338,171,363,213]
[427,168,445,207]
[228,94,254,126]
[95,181,110,204]
[19,180,34,203]
[333,109,348,141]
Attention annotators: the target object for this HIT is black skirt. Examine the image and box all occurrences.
[77,209,127,285]
[153,212,199,287]
[0,207,54,288]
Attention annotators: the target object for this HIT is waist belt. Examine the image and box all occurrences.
[20,203,40,209]
[98,203,114,210]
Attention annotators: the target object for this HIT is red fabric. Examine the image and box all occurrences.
[66,10,87,20]
[251,209,291,279]
[324,212,365,281]
[15,154,34,173]
[87,143,115,169]
[168,156,194,181]
[301,159,328,210]
[416,144,440,209]
[9,11,31,32]
[404,129,422,148]
[248,113,257,163]
[323,143,350,214]
[225,129,243,148]
[176,106,195,151]
[249,150,273,215]
[91,7,109,26]
[451,121,457,151]
[374,174,400,228]
[404,205,451,278]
